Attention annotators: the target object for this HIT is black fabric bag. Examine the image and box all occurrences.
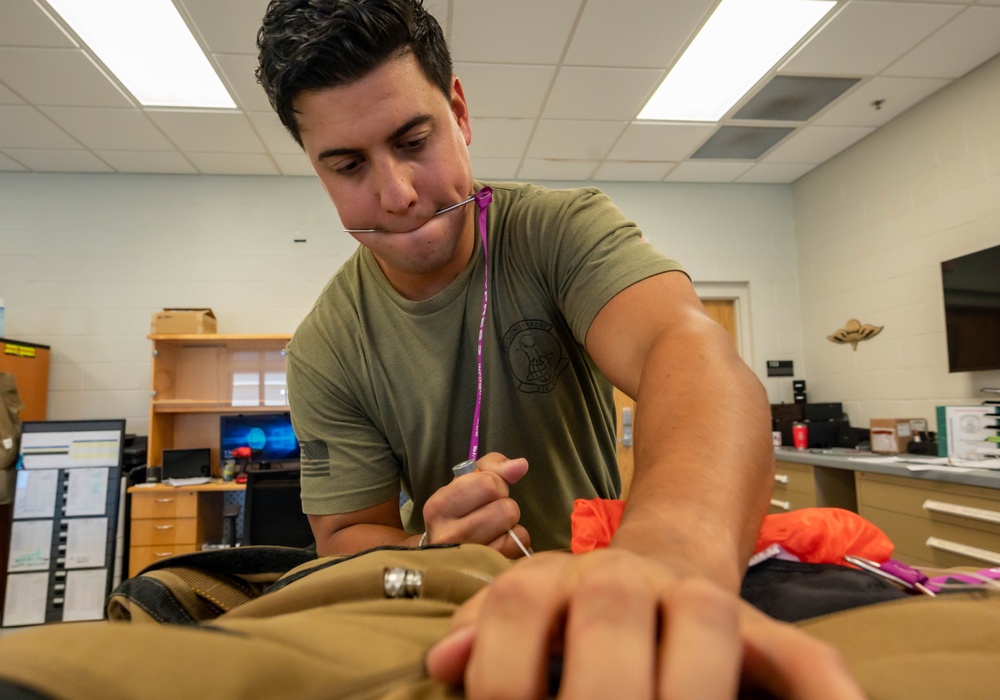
[741,557,908,622]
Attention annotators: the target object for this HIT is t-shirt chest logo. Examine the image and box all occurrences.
[501,319,568,393]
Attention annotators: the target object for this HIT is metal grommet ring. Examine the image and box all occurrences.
[384,567,424,598]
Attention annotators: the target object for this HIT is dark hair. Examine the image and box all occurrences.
[256,0,453,147]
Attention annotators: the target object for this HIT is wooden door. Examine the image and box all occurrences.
[614,298,737,499]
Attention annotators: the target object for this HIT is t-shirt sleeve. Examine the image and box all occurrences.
[286,327,403,516]
[503,185,684,343]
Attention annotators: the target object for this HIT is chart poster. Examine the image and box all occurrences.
[20,430,122,469]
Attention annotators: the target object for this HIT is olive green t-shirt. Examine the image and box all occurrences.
[287,181,682,550]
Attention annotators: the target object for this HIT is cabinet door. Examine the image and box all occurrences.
[0,341,50,421]
[856,471,1000,568]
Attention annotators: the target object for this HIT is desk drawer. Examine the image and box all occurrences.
[129,544,199,577]
[769,490,817,513]
[773,461,816,497]
[130,518,198,546]
[857,472,1000,568]
[772,461,816,511]
[859,505,1000,568]
[132,491,199,519]
[857,472,1000,520]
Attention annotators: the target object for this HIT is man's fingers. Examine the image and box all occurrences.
[559,566,658,699]
[657,579,742,700]
[477,453,529,485]
[739,605,866,700]
[463,560,564,698]
[425,625,475,686]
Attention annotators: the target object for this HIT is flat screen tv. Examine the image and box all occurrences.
[220,412,300,464]
[941,243,1000,373]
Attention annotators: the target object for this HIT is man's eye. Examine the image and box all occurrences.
[335,158,363,175]
[400,136,428,151]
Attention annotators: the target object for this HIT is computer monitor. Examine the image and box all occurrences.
[219,412,300,465]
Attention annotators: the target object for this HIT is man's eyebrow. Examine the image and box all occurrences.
[317,114,435,162]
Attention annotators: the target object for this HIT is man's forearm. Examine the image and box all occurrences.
[610,320,774,591]
[318,523,421,557]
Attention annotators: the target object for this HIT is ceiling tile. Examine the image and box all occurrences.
[0,152,28,171]
[95,150,198,174]
[526,120,626,160]
[272,152,315,177]
[814,76,949,127]
[471,157,521,180]
[762,125,875,164]
[186,152,279,175]
[782,2,962,76]
[179,0,271,55]
[146,111,265,152]
[4,148,113,173]
[247,111,301,155]
[450,0,583,64]
[469,118,535,159]
[40,107,176,151]
[0,0,77,48]
[883,6,1000,79]
[607,123,715,161]
[0,48,132,107]
[665,161,754,183]
[0,82,24,105]
[518,159,599,181]
[736,162,818,184]
[542,67,663,121]
[456,63,555,119]
[592,161,674,182]
[734,76,860,122]
[0,0,995,183]
[564,0,715,68]
[216,54,271,111]
[692,126,795,160]
[0,105,82,149]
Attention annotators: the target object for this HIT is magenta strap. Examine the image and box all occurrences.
[467,186,493,462]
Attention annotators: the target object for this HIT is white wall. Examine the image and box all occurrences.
[0,173,800,435]
[792,53,1000,430]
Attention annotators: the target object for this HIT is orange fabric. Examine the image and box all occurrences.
[570,498,626,553]
[570,499,894,566]
[754,507,894,565]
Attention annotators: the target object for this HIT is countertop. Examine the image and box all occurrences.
[774,446,1000,491]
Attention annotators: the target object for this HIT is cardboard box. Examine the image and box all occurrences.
[869,417,927,454]
[151,308,217,335]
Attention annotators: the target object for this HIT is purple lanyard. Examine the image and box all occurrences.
[467,186,493,462]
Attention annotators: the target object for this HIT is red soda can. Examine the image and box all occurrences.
[792,422,808,449]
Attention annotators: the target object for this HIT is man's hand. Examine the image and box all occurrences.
[426,549,865,699]
[421,452,532,559]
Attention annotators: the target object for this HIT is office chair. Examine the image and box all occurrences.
[241,465,315,548]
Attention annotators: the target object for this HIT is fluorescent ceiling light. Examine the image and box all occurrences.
[638,0,836,122]
[45,0,236,109]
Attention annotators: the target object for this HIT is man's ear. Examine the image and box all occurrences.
[450,75,472,146]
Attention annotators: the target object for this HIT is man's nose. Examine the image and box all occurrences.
[375,159,418,215]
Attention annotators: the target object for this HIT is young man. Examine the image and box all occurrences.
[255,1,862,696]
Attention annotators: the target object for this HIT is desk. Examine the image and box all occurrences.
[772,448,1000,568]
[126,482,244,577]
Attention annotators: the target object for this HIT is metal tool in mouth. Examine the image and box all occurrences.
[343,194,477,233]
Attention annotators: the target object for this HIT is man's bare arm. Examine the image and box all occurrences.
[586,270,773,589]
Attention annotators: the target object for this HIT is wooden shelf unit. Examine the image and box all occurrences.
[147,334,292,476]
